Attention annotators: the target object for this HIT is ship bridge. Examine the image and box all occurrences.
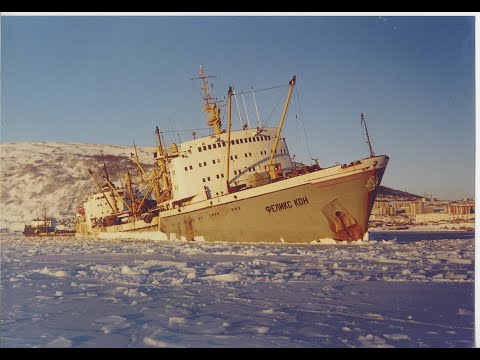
[158,127,293,202]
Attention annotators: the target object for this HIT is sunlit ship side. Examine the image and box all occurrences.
[75,67,389,243]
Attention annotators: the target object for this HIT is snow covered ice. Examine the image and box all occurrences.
[0,234,474,347]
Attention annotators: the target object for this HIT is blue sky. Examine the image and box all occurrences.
[1,15,475,200]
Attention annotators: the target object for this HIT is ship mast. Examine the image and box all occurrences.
[225,86,233,192]
[268,75,296,167]
[88,169,116,213]
[194,65,223,135]
[155,126,171,196]
[102,176,132,213]
[101,152,118,213]
[131,143,162,203]
[361,113,375,158]
[125,172,136,216]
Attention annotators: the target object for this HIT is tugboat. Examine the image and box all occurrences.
[23,206,75,237]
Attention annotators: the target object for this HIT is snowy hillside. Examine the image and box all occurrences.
[377,186,422,201]
[0,142,157,231]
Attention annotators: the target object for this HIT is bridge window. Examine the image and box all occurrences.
[222,141,226,147]
[199,163,202,167]
[189,165,193,170]
[213,159,216,164]
[213,143,216,149]
[208,144,212,150]
[203,146,207,151]
[203,161,207,166]
[221,173,224,178]
[198,147,202,152]
[207,177,210,181]
[235,139,240,144]
[216,174,219,179]
[203,178,206,182]
[231,140,235,145]
[184,167,188,171]
[240,139,244,144]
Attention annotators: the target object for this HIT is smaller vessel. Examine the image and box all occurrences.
[23,206,75,237]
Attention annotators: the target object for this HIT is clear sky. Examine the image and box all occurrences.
[1,15,475,200]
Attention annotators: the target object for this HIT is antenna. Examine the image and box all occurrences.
[251,87,262,128]
[191,65,223,135]
[233,89,244,128]
[241,92,251,129]
[190,65,216,106]
[360,113,375,158]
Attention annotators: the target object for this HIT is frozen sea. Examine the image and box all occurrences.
[0,232,475,348]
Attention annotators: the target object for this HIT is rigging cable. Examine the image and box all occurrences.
[293,89,303,165]
[263,86,290,128]
[294,86,312,162]
[157,127,211,134]
[233,83,288,96]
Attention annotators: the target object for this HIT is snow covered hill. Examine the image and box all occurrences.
[0,142,157,231]
[377,186,422,202]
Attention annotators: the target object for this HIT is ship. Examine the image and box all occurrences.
[23,207,75,237]
[75,66,389,243]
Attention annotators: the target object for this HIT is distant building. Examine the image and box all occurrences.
[371,200,424,216]
[416,213,474,223]
[445,204,474,215]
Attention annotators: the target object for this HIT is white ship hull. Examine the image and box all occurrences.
[77,155,388,243]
